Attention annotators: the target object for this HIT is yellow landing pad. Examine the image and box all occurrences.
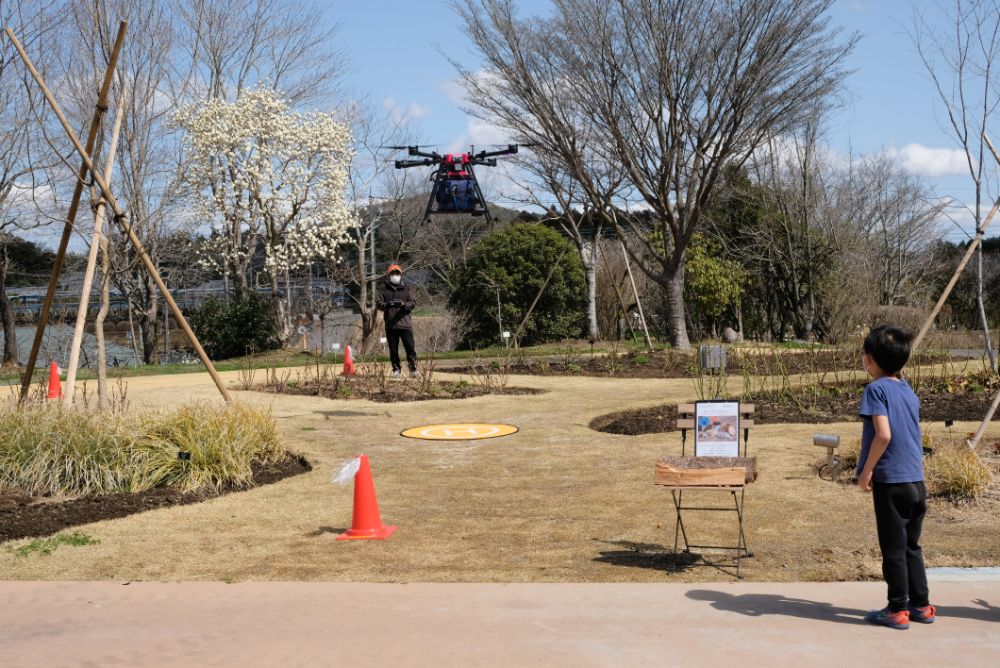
[400,423,519,441]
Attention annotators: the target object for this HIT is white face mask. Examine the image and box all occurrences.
[389,274,401,285]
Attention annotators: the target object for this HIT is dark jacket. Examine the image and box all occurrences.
[377,281,416,330]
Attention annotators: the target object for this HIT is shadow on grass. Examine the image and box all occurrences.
[306,526,348,537]
[314,410,376,418]
[591,539,699,573]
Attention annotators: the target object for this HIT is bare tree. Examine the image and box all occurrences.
[912,0,1000,370]
[338,99,419,344]
[737,122,846,340]
[175,0,345,106]
[853,153,945,307]
[506,149,621,342]
[0,0,61,367]
[59,0,195,364]
[454,0,857,348]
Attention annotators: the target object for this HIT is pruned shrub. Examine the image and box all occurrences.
[190,291,281,360]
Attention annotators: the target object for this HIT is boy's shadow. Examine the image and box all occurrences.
[686,589,865,625]
[687,591,1000,624]
[936,599,1000,623]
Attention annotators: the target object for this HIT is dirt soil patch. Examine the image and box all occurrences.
[494,348,953,379]
[0,454,311,543]
[591,385,997,435]
[590,404,679,435]
[258,378,542,403]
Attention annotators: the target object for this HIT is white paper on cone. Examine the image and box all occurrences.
[332,457,361,485]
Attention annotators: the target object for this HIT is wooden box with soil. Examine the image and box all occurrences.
[654,456,758,487]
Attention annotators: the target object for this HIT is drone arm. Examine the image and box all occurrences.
[395,158,437,169]
[408,147,441,159]
[469,158,498,167]
[474,145,518,160]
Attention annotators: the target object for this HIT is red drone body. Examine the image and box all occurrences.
[393,145,519,222]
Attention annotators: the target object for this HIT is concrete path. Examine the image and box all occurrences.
[1,581,997,667]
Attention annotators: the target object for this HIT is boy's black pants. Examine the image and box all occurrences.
[387,328,416,372]
[872,481,929,612]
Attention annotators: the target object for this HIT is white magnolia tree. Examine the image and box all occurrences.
[174,87,357,335]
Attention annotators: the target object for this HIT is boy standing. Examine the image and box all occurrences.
[857,325,935,630]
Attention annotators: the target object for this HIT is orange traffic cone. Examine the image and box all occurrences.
[342,344,356,376]
[47,362,62,400]
[337,454,396,540]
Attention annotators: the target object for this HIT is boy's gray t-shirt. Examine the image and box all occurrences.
[856,377,924,483]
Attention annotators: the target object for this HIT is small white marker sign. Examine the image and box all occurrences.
[331,343,341,351]
[380,337,388,344]
[501,331,511,339]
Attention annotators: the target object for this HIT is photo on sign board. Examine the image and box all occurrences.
[694,400,740,457]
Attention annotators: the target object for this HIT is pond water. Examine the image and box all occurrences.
[0,325,141,369]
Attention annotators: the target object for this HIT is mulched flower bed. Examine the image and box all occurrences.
[258,379,542,402]
[0,454,311,543]
[486,348,951,380]
[591,385,997,435]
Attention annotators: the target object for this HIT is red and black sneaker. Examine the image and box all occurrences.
[865,607,910,630]
[908,604,936,624]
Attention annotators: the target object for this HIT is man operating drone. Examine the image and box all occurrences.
[377,263,418,378]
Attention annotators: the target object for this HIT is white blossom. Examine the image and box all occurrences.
[173,87,358,281]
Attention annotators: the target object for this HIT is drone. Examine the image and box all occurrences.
[393,144,519,222]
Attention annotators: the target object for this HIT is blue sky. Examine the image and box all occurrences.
[335,0,990,240]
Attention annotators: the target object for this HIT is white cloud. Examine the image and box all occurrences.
[437,79,466,106]
[448,118,511,152]
[888,143,969,177]
[381,97,431,125]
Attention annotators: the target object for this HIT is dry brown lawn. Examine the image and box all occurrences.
[1,366,997,582]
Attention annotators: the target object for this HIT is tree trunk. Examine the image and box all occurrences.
[976,244,998,372]
[664,266,690,349]
[0,246,18,368]
[269,269,288,341]
[582,238,599,341]
[140,278,160,365]
[95,234,110,409]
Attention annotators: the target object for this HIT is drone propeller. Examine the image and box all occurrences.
[380,144,445,150]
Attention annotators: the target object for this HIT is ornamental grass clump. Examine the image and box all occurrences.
[925,440,993,500]
[0,402,285,497]
[140,403,285,493]
[0,404,138,496]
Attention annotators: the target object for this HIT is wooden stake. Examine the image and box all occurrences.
[17,21,127,403]
[5,26,232,402]
[912,133,1000,355]
[95,224,111,408]
[911,198,999,353]
[968,386,999,449]
[64,86,128,406]
[620,240,653,350]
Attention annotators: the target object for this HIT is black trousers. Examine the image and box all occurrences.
[387,328,416,372]
[872,481,930,612]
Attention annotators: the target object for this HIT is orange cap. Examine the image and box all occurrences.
[387,264,402,274]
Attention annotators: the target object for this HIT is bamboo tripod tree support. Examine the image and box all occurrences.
[5,24,232,402]
[15,21,127,403]
[910,132,1000,449]
[64,86,128,406]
